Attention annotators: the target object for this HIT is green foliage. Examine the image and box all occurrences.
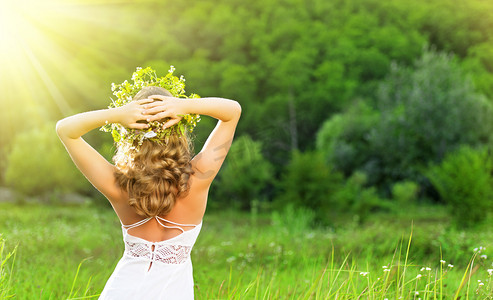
[275,152,389,223]
[316,101,380,177]
[392,181,420,205]
[462,41,493,98]
[426,146,493,227]
[213,135,273,210]
[271,204,316,235]
[330,172,390,223]
[318,49,493,196]
[4,123,89,196]
[2,0,493,214]
[274,151,343,218]
[371,49,493,188]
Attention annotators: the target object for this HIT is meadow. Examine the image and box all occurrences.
[2,0,493,299]
[0,202,492,299]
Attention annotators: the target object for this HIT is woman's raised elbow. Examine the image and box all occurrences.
[55,119,68,138]
[234,101,242,119]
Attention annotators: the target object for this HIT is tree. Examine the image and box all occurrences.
[316,49,493,194]
[212,135,273,210]
[426,146,493,227]
[370,49,493,188]
[5,123,89,196]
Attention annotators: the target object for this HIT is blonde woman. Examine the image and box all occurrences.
[56,84,241,299]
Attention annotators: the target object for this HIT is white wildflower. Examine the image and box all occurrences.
[420,267,425,272]
[426,267,431,271]
[487,269,493,276]
[226,256,236,263]
[143,131,157,139]
[415,291,419,295]
[360,272,369,277]
[474,246,486,253]
[481,254,487,259]
[168,65,176,73]
[448,264,454,268]
[440,260,446,264]
[384,269,390,272]
[479,282,484,286]
[416,274,422,279]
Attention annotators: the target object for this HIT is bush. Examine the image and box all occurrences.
[331,171,391,223]
[213,135,273,210]
[392,181,420,205]
[274,150,343,217]
[425,146,493,227]
[271,204,316,235]
[370,48,493,189]
[316,101,380,177]
[4,123,89,196]
[316,48,493,195]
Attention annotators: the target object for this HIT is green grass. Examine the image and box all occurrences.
[0,203,492,299]
[0,235,16,299]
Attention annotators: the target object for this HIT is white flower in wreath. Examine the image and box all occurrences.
[143,131,157,139]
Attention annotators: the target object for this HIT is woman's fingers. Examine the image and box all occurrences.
[143,106,168,115]
[162,118,181,129]
[128,122,150,129]
[141,101,164,110]
[147,111,173,122]
[137,98,154,105]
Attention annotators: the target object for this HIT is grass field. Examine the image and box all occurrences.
[0,202,492,299]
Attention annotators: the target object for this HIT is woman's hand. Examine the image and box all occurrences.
[142,95,189,128]
[115,99,154,129]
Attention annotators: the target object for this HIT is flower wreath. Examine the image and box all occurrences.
[101,66,201,150]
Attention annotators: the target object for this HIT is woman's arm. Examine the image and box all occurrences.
[143,97,241,126]
[56,99,153,201]
[56,99,152,139]
[145,96,242,185]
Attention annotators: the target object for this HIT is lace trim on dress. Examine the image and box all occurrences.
[121,216,199,265]
[124,241,192,264]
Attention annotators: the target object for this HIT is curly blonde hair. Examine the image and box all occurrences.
[113,86,195,217]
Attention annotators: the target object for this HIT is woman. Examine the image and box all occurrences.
[56,82,241,299]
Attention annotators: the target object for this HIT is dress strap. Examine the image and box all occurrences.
[121,217,152,230]
[155,216,199,233]
[121,216,200,232]
[155,216,200,227]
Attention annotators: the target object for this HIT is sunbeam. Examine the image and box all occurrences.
[0,0,140,149]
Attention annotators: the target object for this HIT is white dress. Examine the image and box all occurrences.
[99,216,202,300]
